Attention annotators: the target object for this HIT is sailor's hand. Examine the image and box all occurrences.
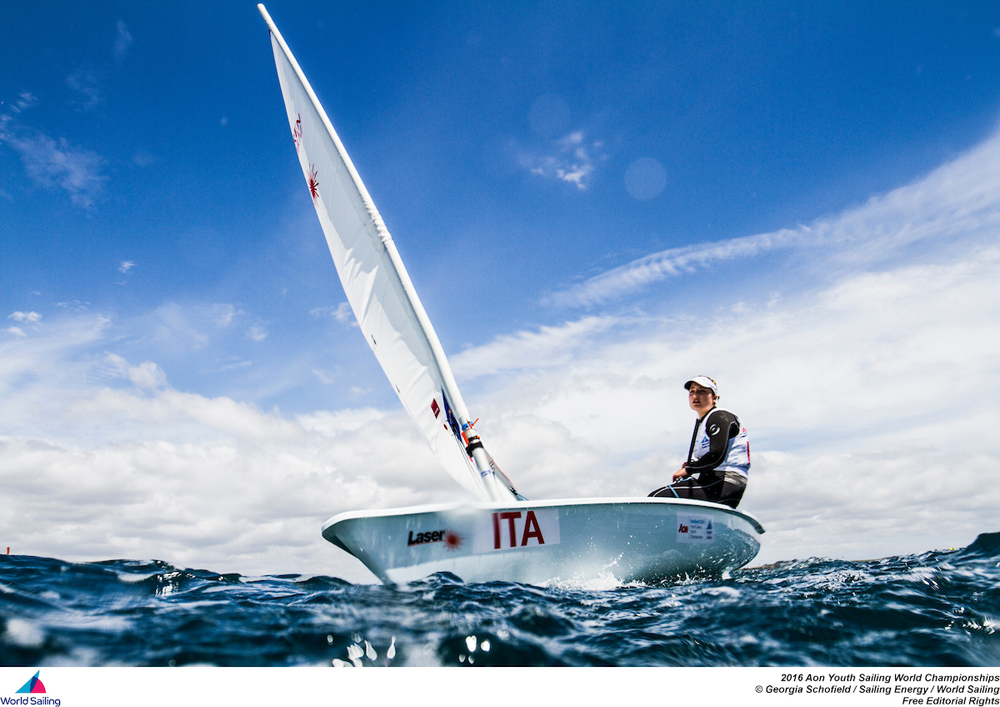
[672,468,689,481]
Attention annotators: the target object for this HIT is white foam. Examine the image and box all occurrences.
[4,618,45,647]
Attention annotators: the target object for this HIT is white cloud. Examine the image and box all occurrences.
[11,92,38,114]
[54,300,91,311]
[298,408,384,436]
[2,130,107,208]
[141,302,211,351]
[246,325,268,342]
[311,302,354,323]
[311,367,334,384]
[0,432,431,577]
[450,315,621,379]
[119,261,136,274]
[548,229,799,308]
[0,314,108,393]
[66,67,102,110]
[62,387,304,442]
[114,20,133,63]
[9,311,42,323]
[551,128,1000,307]
[518,130,604,190]
[0,97,107,208]
[202,303,239,328]
[104,353,168,390]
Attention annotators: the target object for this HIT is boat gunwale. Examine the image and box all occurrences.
[322,496,765,536]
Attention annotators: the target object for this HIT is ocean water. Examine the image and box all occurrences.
[1,533,998,667]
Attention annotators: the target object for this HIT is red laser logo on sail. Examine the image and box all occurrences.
[307,165,319,199]
[292,114,303,150]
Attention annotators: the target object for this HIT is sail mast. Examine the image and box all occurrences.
[258,4,516,502]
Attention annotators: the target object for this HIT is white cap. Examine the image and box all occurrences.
[684,375,718,396]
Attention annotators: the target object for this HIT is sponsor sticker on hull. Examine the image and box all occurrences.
[676,513,714,543]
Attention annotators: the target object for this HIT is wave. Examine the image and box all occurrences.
[1,534,998,666]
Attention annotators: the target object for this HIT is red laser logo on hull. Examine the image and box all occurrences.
[408,529,464,551]
[444,531,464,551]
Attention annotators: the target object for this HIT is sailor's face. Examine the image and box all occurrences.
[688,384,717,416]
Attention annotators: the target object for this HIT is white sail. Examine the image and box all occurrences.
[259,5,516,502]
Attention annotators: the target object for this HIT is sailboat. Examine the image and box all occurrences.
[258,5,764,586]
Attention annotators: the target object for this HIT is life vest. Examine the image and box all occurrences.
[689,407,750,478]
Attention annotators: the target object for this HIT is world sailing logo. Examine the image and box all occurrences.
[2,671,60,706]
[16,672,45,694]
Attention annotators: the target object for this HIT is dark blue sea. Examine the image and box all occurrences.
[1,533,998,667]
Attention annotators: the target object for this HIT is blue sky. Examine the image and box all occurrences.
[3,1,1000,581]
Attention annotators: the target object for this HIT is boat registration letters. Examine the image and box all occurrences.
[472,508,561,552]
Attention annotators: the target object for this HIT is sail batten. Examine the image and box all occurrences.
[258,4,516,502]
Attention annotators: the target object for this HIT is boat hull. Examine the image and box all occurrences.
[322,497,764,585]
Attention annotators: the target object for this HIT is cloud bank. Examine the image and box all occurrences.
[3,126,1000,582]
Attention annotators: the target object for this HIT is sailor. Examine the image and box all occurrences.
[649,375,750,508]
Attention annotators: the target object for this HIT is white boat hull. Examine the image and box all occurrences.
[322,497,764,585]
